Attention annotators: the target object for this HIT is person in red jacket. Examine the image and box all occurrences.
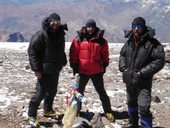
[69,19,114,122]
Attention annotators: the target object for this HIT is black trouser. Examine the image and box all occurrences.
[78,73,112,113]
[126,85,152,127]
[28,73,59,117]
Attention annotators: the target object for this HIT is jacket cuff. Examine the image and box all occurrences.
[120,66,126,72]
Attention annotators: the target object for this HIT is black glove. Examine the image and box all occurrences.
[63,53,67,66]
[70,63,79,75]
[103,63,108,74]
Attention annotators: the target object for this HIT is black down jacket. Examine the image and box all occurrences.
[28,17,67,73]
[119,27,165,88]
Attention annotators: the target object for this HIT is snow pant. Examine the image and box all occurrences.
[126,85,152,128]
[28,73,59,117]
[77,73,112,113]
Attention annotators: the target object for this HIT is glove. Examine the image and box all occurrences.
[73,70,78,76]
[103,63,108,74]
[70,63,79,75]
[63,53,67,66]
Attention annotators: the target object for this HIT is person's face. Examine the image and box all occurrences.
[49,19,61,30]
[86,26,95,35]
[132,24,144,36]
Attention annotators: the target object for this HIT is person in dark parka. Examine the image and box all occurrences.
[27,13,67,127]
[119,17,165,128]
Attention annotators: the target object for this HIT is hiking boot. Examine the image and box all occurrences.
[105,113,115,122]
[28,116,40,128]
[44,110,60,120]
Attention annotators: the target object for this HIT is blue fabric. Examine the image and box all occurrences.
[128,106,138,114]
[141,116,152,128]
[73,82,78,89]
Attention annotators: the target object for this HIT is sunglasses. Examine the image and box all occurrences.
[49,19,60,25]
[132,24,143,29]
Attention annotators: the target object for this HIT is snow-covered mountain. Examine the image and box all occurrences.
[0,0,170,42]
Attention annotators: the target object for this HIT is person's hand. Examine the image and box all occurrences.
[137,71,142,76]
[34,71,42,79]
[131,71,142,85]
[73,69,79,76]
[63,59,67,66]
[102,66,107,74]
[63,53,67,66]
[70,63,79,76]
[123,69,127,72]
[103,63,108,74]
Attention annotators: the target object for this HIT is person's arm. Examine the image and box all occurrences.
[140,42,165,77]
[119,43,127,72]
[101,40,109,73]
[28,32,44,78]
[69,37,80,75]
[61,35,67,66]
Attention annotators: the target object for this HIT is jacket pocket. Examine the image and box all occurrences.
[131,72,141,85]
[43,63,62,74]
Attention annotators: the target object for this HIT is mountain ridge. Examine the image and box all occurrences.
[0,0,170,42]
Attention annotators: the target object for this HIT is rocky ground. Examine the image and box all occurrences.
[0,43,170,128]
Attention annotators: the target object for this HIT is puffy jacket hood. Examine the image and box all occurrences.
[42,17,50,31]
[124,26,155,41]
[76,27,105,42]
[42,17,68,33]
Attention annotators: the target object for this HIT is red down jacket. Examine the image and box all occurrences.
[69,35,109,75]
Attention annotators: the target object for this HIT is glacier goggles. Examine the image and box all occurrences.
[132,24,143,29]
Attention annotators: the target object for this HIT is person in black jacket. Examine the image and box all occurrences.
[27,13,68,127]
[119,17,165,128]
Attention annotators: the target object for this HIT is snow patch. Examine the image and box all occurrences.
[0,87,20,109]
[0,42,29,51]
[141,0,158,8]
[164,5,170,13]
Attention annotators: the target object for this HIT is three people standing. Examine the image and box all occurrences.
[27,13,165,128]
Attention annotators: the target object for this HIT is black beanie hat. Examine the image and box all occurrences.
[132,17,146,27]
[86,19,96,27]
[48,13,60,21]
